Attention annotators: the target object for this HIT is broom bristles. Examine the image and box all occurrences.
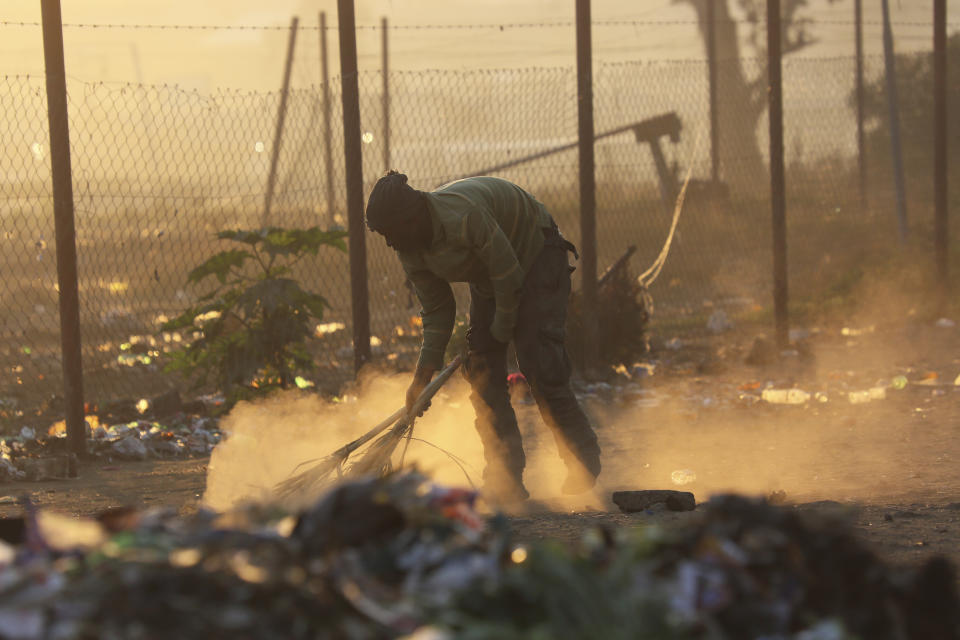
[347,422,412,477]
[272,355,463,503]
[274,454,343,498]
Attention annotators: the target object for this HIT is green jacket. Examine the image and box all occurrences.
[398,177,554,370]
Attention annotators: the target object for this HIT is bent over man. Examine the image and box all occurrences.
[365,172,601,505]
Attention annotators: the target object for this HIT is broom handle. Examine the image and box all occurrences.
[339,355,463,456]
[407,353,463,421]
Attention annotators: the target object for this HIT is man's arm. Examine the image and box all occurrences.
[402,262,454,414]
[404,262,456,371]
[465,209,525,344]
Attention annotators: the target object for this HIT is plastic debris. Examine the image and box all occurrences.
[111,435,148,460]
[935,318,956,328]
[761,388,811,405]
[848,386,887,404]
[706,309,732,334]
[671,469,697,485]
[0,416,221,484]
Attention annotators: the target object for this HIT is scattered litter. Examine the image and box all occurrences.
[892,375,909,390]
[631,362,656,378]
[935,318,955,328]
[841,325,875,337]
[0,416,221,484]
[110,436,148,460]
[761,388,811,405]
[706,309,731,334]
[848,386,887,404]
[671,469,697,485]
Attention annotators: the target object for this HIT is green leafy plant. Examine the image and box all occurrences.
[161,227,347,405]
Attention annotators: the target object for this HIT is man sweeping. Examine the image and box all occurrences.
[365,171,601,505]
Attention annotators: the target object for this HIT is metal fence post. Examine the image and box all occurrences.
[934,0,948,305]
[707,0,720,185]
[338,0,371,372]
[382,17,391,173]
[855,0,866,214]
[320,12,336,227]
[881,0,908,244]
[576,0,598,374]
[263,16,298,227]
[40,0,86,457]
[767,0,789,349]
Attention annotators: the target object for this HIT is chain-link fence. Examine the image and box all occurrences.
[2,20,957,417]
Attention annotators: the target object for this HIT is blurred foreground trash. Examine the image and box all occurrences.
[0,472,956,639]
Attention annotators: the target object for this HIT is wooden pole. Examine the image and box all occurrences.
[338,0,371,372]
[576,0,598,375]
[707,0,719,184]
[41,0,86,457]
[855,0,866,213]
[320,12,336,227]
[881,0,908,244]
[263,16,299,227]
[381,16,391,172]
[934,0,948,304]
[767,0,789,349]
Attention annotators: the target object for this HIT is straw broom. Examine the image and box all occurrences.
[274,355,462,500]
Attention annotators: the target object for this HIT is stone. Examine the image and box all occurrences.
[611,490,696,513]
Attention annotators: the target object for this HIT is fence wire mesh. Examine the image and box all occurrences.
[1,25,957,419]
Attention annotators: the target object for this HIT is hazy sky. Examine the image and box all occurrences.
[2,1,956,90]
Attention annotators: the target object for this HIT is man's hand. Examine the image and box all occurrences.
[406,365,437,418]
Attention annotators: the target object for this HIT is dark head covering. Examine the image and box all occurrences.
[365,171,431,252]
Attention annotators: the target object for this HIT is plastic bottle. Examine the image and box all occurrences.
[848,386,887,404]
[761,388,811,405]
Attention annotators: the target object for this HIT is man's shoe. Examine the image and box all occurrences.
[561,467,598,495]
[482,482,530,511]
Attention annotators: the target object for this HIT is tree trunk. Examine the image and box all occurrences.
[680,0,768,194]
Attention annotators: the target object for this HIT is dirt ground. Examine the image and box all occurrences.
[2,320,959,582]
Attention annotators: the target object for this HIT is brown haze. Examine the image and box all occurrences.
[3,1,952,90]
[206,265,957,513]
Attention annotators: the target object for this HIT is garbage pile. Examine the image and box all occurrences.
[0,473,956,639]
[0,416,221,482]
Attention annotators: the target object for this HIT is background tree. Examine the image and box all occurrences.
[674,0,837,192]
[857,33,960,199]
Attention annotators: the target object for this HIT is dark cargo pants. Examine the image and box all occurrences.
[463,227,601,501]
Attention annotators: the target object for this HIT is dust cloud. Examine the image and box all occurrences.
[206,269,957,513]
[203,367,612,512]
[203,369,485,511]
[594,268,957,508]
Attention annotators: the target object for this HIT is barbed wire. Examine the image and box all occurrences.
[1,19,954,32]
